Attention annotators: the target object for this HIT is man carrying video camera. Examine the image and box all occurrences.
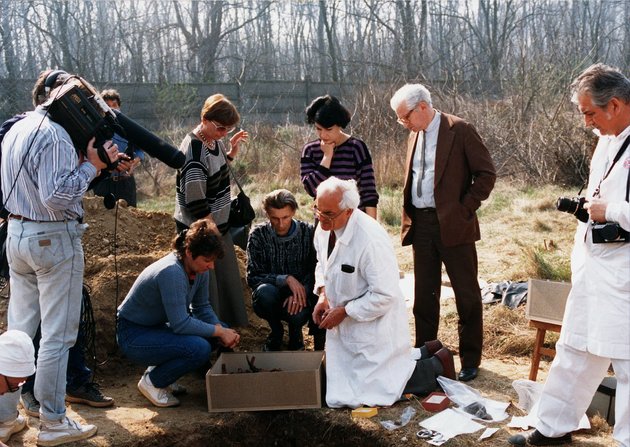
[0,75,119,446]
[510,64,630,446]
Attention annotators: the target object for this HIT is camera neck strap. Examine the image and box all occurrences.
[592,133,630,201]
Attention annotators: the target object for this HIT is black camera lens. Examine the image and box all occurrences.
[556,196,589,223]
[556,197,578,214]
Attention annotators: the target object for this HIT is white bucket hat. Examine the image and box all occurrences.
[0,330,36,377]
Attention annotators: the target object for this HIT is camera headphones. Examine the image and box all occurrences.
[44,69,69,95]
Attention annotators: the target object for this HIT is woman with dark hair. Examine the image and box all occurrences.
[116,219,240,408]
[300,95,379,218]
[174,94,249,328]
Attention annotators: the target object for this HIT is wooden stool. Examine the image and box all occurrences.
[528,320,562,381]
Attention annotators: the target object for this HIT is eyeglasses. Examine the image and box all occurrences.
[3,375,26,393]
[211,120,236,134]
[313,205,346,223]
[397,106,417,125]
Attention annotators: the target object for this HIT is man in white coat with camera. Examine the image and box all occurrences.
[510,64,630,447]
[312,177,455,408]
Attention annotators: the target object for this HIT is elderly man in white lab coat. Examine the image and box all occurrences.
[509,64,630,447]
[312,177,455,408]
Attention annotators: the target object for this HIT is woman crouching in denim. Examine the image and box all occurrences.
[116,219,240,407]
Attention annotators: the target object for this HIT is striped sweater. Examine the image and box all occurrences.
[174,133,231,233]
[246,220,316,293]
[300,136,379,209]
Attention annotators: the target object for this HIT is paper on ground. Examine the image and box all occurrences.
[479,428,500,440]
[420,408,485,444]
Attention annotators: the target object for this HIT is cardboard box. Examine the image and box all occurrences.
[206,351,324,412]
[421,392,450,412]
[526,279,572,325]
[587,376,616,425]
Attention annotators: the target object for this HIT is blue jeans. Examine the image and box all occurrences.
[252,284,311,342]
[0,220,86,423]
[116,317,212,388]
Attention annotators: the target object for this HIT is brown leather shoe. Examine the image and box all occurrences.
[424,340,443,356]
[433,347,456,380]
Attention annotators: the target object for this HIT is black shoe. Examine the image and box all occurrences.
[66,382,115,408]
[262,336,282,352]
[458,367,479,382]
[508,430,572,446]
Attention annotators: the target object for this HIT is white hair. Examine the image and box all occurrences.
[316,177,360,210]
[390,83,432,111]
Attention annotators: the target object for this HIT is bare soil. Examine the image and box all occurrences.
[0,197,614,446]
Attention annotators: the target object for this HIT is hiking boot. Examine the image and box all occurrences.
[137,372,180,407]
[37,416,97,447]
[21,390,41,417]
[508,429,572,446]
[66,382,114,408]
[0,414,27,443]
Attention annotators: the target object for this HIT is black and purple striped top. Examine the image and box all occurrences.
[300,136,379,209]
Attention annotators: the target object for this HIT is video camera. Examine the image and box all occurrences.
[45,77,185,170]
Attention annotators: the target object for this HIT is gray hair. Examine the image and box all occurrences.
[263,189,298,212]
[571,63,630,107]
[316,177,360,210]
[390,83,433,111]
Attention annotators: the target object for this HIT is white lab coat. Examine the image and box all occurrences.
[560,125,630,359]
[314,209,415,408]
[536,126,630,446]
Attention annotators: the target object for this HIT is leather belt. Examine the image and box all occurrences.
[415,207,436,213]
[9,214,34,221]
[8,214,79,223]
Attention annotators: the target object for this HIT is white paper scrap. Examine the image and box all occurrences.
[479,427,500,440]
[419,408,485,444]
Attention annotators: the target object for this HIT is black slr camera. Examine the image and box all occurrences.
[556,196,629,243]
[556,196,589,223]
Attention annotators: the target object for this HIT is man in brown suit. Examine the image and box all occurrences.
[390,84,496,382]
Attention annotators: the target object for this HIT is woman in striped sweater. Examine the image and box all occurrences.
[300,95,379,218]
[173,94,249,327]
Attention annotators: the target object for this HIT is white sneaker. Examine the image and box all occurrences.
[0,414,27,443]
[37,416,97,447]
[137,372,180,407]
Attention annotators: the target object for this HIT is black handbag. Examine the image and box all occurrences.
[229,189,255,227]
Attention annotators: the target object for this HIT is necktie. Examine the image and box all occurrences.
[416,131,427,198]
[327,230,336,259]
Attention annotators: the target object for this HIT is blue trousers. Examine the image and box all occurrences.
[252,284,311,341]
[116,317,212,388]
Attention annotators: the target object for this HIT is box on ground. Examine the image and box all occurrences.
[421,392,450,412]
[206,351,324,412]
[526,279,572,325]
[587,376,616,426]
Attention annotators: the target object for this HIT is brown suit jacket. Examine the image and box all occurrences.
[401,112,496,247]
